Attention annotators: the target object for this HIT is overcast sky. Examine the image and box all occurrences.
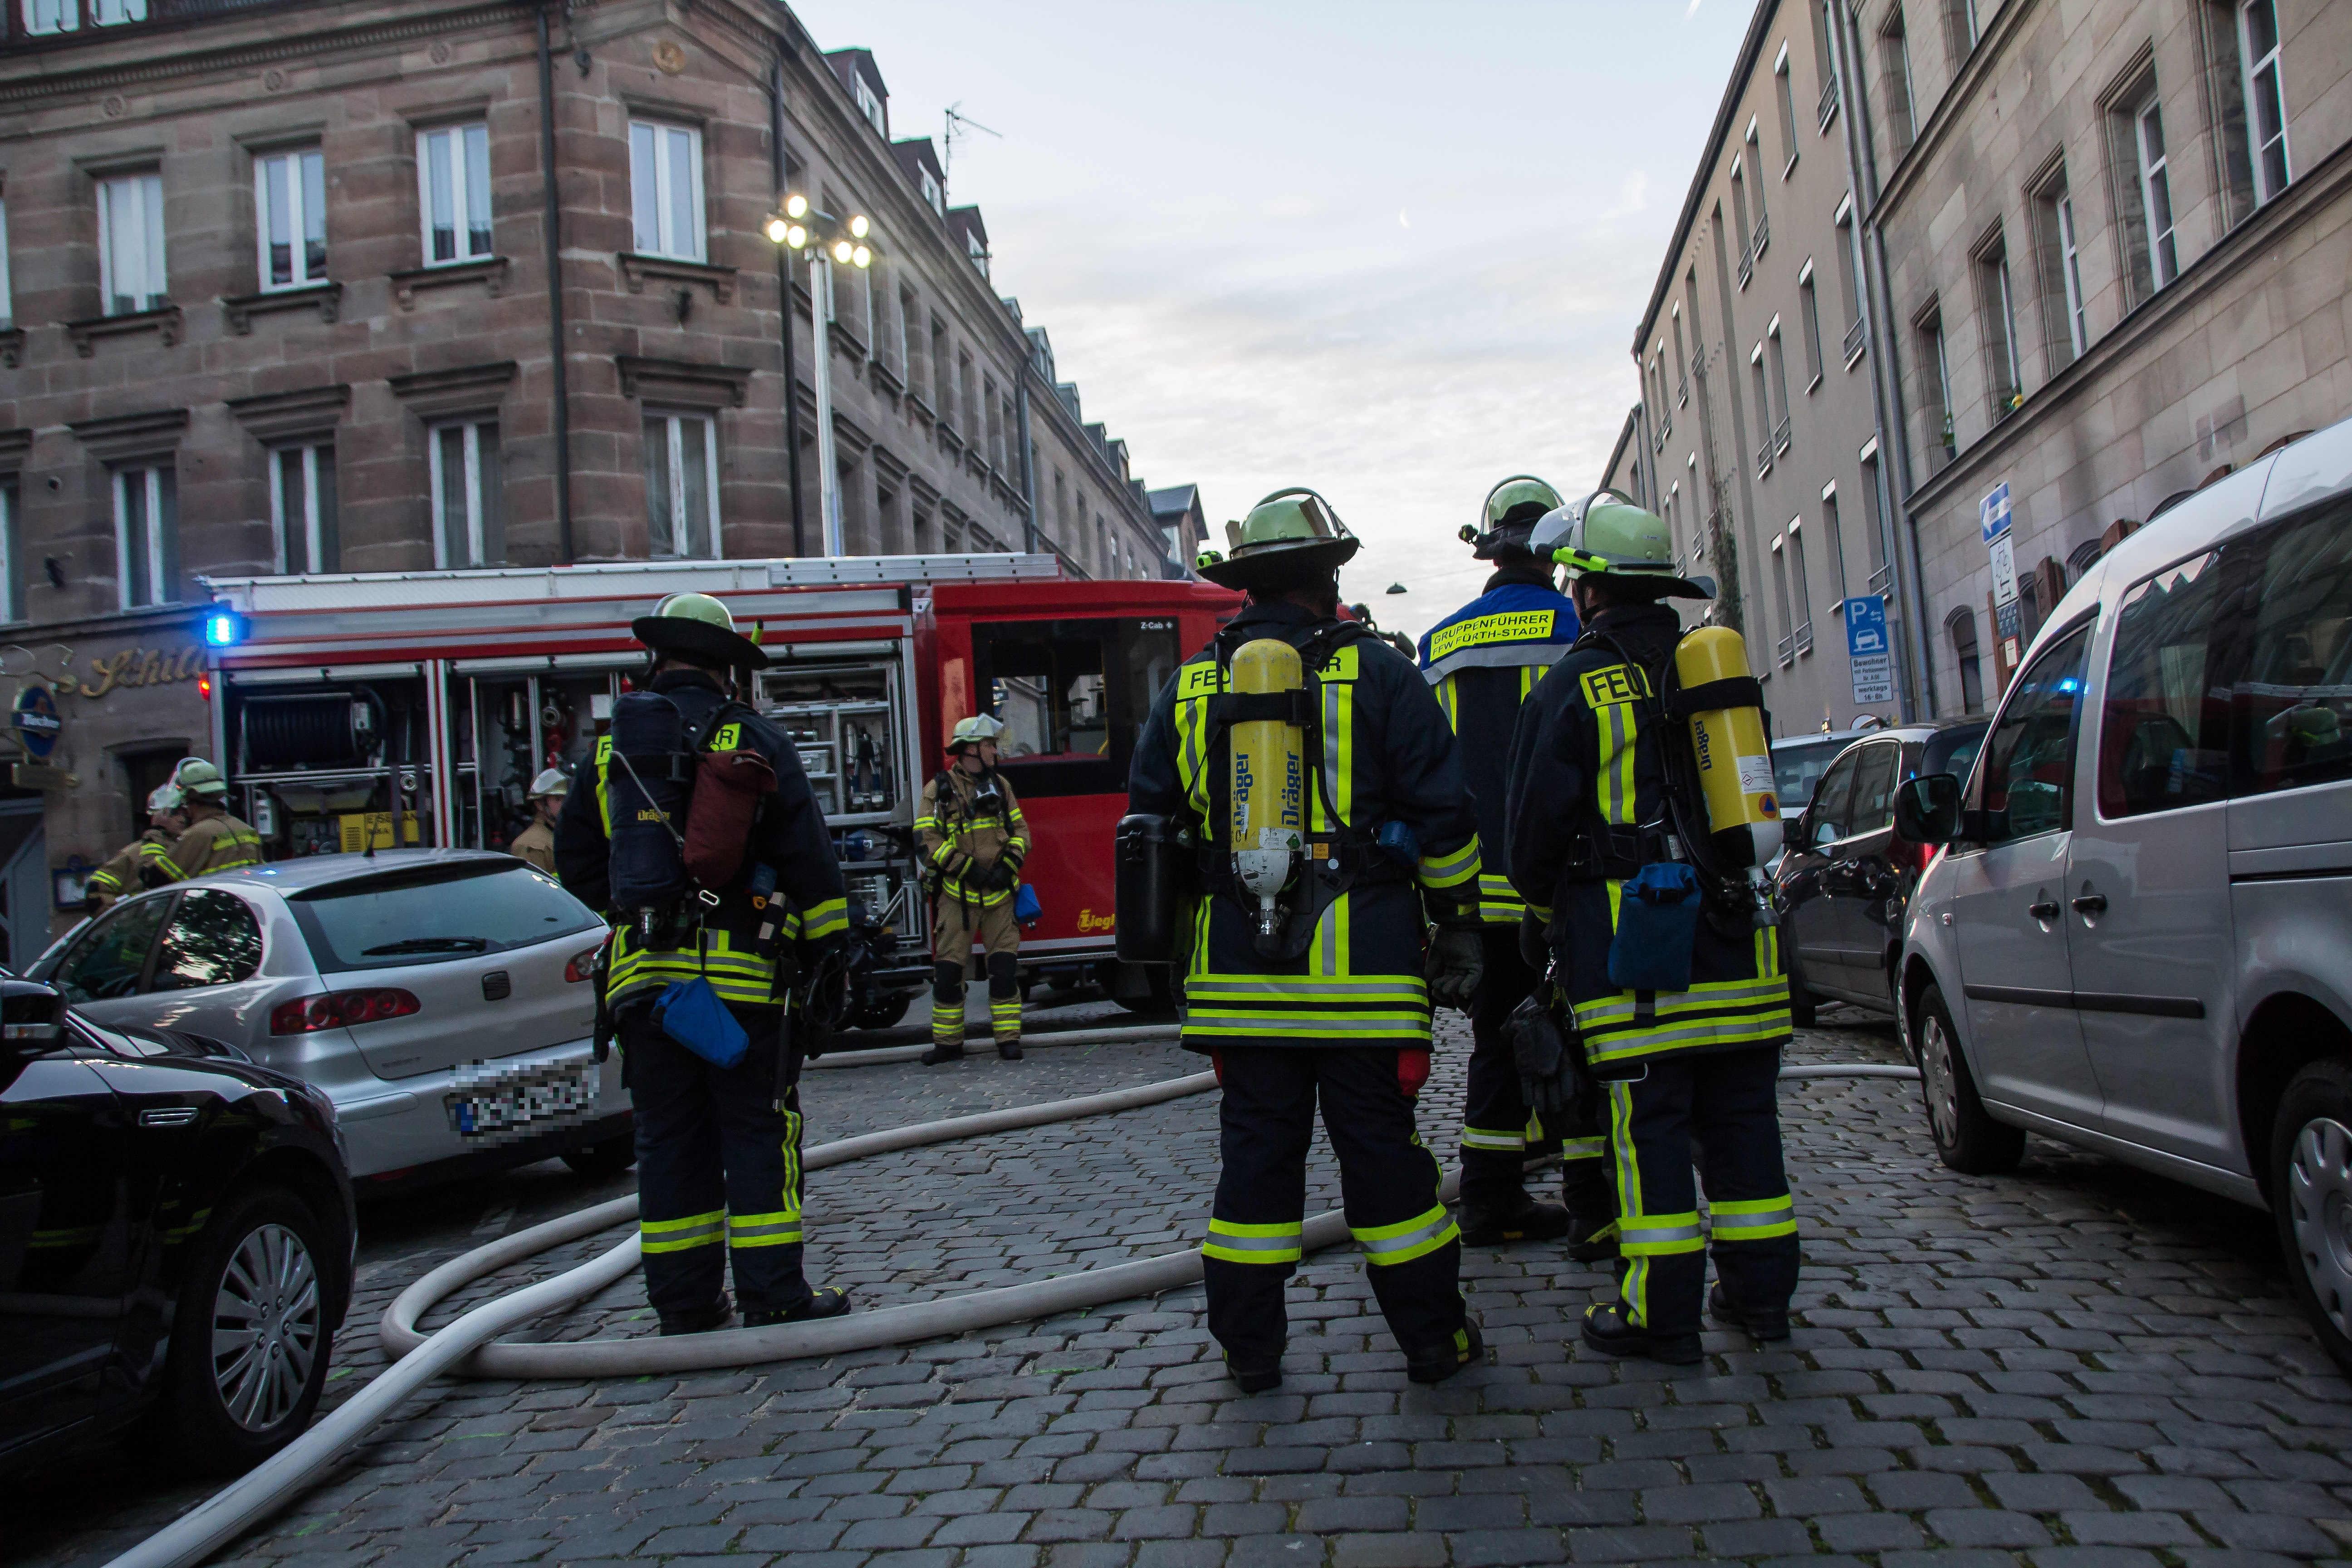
[788,0,1756,637]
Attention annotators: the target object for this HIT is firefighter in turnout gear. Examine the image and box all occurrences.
[1504,494,1798,1366]
[509,768,568,873]
[554,593,854,1336]
[86,784,187,911]
[1132,487,1486,1392]
[1419,475,1614,1254]
[154,760,265,881]
[917,715,1030,1064]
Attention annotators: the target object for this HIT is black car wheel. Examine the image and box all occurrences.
[1784,947,1819,1029]
[2270,1060,2352,1377]
[562,1132,640,1179]
[846,993,913,1031]
[1914,982,2025,1175]
[162,1186,334,1472]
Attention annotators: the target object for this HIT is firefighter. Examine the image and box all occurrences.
[553,593,853,1335]
[916,715,1030,1065]
[1130,487,1486,1392]
[509,768,568,874]
[1419,475,1612,1254]
[152,760,265,882]
[85,784,186,911]
[1504,494,1798,1366]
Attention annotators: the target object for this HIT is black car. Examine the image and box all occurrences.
[0,978,353,1475]
[1774,720,1989,1024]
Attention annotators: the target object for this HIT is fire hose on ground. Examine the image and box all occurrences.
[106,1034,1919,1568]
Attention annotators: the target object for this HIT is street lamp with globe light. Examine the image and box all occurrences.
[766,195,873,556]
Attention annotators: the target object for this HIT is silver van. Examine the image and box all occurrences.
[1892,415,2352,1373]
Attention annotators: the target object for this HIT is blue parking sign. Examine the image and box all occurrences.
[1845,595,1895,705]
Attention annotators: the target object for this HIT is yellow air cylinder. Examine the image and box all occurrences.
[1675,626,1783,871]
[1229,638,1306,951]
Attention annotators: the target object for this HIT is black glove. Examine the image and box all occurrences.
[1519,911,1551,970]
[1425,924,1485,1010]
[1505,993,1576,1121]
[980,858,1015,893]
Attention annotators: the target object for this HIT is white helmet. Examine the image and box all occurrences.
[528,767,571,799]
[147,784,185,813]
[946,713,1006,754]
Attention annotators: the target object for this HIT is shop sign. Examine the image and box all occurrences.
[12,684,60,758]
[63,644,208,700]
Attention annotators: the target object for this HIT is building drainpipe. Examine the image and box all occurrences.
[536,5,575,565]
[1833,2,1936,721]
[771,55,807,559]
[1014,372,1040,556]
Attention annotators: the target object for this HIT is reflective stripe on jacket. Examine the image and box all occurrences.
[916,768,1029,908]
[157,812,264,881]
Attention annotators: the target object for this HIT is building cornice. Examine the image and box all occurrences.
[1865,0,2041,223]
[1901,135,2352,515]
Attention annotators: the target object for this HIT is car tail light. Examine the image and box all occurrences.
[564,946,602,984]
[270,988,422,1034]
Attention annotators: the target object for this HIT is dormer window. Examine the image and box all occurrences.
[853,74,886,137]
[921,169,944,217]
[966,230,988,278]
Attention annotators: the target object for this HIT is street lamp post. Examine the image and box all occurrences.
[767,196,872,559]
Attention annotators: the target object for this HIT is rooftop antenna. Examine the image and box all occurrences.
[942,102,1000,190]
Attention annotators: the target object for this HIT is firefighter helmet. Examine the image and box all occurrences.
[631,591,770,669]
[528,767,570,799]
[1528,491,1714,598]
[1459,475,1563,559]
[946,713,1005,755]
[174,758,230,799]
[146,784,184,813]
[1196,488,1360,593]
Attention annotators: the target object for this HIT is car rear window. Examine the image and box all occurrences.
[288,863,600,973]
[1921,722,1988,787]
[1772,737,1849,811]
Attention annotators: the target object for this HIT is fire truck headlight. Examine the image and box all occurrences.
[204,612,245,648]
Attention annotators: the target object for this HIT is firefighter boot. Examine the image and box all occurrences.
[658,1291,733,1336]
[1457,1190,1573,1246]
[1708,1280,1792,1342]
[743,1286,855,1327]
[923,961,966,1066]
[1580,1301,1702,1366]
[988,952,1022,1060]
[1404,1318,1486,1385]
[1560,1132,1620,1263]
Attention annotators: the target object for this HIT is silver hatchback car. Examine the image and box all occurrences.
[1891,415,2352,1373]
[28,850,632,1192]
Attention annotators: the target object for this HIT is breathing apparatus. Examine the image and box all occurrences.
[1227,639,1307,956]
[1531,490,1780,926]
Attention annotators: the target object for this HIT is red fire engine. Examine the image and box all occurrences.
[200,554,1239,1024]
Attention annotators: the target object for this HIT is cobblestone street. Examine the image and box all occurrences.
[19,1007,2352,1568]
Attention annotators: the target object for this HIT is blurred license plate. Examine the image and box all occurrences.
[446,1060,600,1143]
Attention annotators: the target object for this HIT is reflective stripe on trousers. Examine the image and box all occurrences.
[1710,1193,1796,1241]
[1203,1218,1304,1265]
[641,1209,725,1254]
[1351,1203,1459,1266]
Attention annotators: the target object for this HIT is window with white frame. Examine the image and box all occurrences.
[851,72,886,137]
[254,148,327,291]
[270,441,338,574]
[919,168,943,217]
[2133,93,2180,289]
[22,0,145,33]
[417,123,493,265]
[113,461,178,609]
[428,419,503,568]
[98,171,166,316]
[1766,322,1793,446]
[1975,231,2022,417]
[628,120,705,262]
[1798,262,1825,386]
[1833,198,1865,356]
[642,411,719,560]
[1774,49,1800,172]
[2030,164,2088,368]
[1788,519,1815,645]
[1744,126,1769,240]
[2238,0,2289,202]
[1882,8,1917,155]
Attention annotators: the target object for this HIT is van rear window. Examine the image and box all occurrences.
[288,863,599,973]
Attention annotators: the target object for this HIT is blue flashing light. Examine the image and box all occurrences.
[204,611,245,647]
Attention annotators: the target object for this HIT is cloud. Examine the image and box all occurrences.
[1686,0,1705,16]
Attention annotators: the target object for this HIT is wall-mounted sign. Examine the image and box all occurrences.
[64,644,208,700]
[1843,595,1895,706]
[12,684,60,758]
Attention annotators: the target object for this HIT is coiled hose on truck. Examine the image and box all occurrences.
[105,1028,1918,1568]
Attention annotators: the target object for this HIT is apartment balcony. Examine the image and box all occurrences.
[1818,76,1840,132]
[1751,213,1770,261]
[1773,416,1792,455]
[1651,414,1671,451]
[1842,316,1868,363]
[1738,247,1754,289]
[1794,618,1814,656]
[1676,375,1690,407]
[3,0,305,45]
[1755,437,1774,478]
[1867,562,1895,597]
[1775,632,1796,668]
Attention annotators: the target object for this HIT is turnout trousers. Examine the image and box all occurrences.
[932,893,1022,1049]
[621,1002,814,1318]
[1204,1045,1469,1368]
[1603,1044,1799,1338]
[1462,928,1612,1225]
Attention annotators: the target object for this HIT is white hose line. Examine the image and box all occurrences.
[807,1021,1181,1070]
[111,1059,1916,1568]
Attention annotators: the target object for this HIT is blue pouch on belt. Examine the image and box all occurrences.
[1015,883,1042,925]
[653,977,749,1069]
[1607,862,1702,994]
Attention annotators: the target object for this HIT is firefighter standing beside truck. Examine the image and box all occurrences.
[152,760,265,880]
[85,784,186,911]
[554,593,854,1336]
[1504,493,1798,1366]
[1125,488,1486,1392]
[1417,475,1617,1253]
[917,715,1030,1065]
[508,768,569,874]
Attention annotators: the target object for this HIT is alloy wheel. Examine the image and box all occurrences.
[1920,1011,1961,1149]
[2287,1117,2352,1342]
[211,1222,323,1432]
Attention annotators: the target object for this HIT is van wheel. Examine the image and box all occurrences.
[161,1186,335,1473]
[1914,983,2025,1175]
[2270,1061,2352,1377]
